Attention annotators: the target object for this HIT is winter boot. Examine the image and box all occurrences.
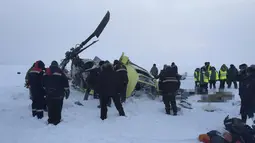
[37,111,43,119]
[84,92,89,100]
[119,109,126,116]
[32,110,37,117]
[173,112,177,116]
[100,115,107,120]
[165,108,170,115]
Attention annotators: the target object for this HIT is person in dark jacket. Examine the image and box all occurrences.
[227,64,238,89]
[84,67,100,100]
[96,61,112,108]
[150,64,158,78]
[97,62,125,120]
[157,64,167,91]
[161,66,180,115]
[209,67,219,89]
[238,65,255,125]
[204,62,211,72]
[25,63,35,88]
[113,60,128,103]
[237,64,248,122]
[244,65,255,126]
[42,61,70,125]
[27,60,45,119]
[171,62,178,74]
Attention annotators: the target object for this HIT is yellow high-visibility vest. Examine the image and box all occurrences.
[216,72,219,80]
[219,70,227,80]
[194,71,199,81]
[208,70,219,80]
[198,72,209,83]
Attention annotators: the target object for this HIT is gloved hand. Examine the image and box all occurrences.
[64,88,70,99]
[24,81,29,88]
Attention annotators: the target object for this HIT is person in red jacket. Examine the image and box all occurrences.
[42,61,70,125]
[27,60,45,119]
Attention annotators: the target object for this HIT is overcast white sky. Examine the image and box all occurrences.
[1,0,255,73]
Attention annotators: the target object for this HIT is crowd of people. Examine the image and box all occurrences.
[25,60,70,125]
[25,59,255,128]
[193,62,239,94]
[150,61,255,126]
[193,62,255,125]
[25,59,128,125]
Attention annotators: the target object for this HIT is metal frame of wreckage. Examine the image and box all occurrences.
[57,10,160,98]
[57,11,192,101]
[59,11,110,71]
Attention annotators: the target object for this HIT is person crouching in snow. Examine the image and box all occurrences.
[98,62,125,120]
[160,66,180,115]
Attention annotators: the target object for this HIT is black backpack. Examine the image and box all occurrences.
[223,116,255,143]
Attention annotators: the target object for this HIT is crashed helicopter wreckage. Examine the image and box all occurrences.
[68,53,189,99]
[58,10,159,99]
[58,10,192,109]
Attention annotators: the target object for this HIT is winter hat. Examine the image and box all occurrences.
[51,60,59,67]
[239,64,248,70]
[113,60,119,65]
[163,64,167,69]
[35,60,45,70]
[248,65,255,73]
[104,60,110,64]
[250,64,255,69]
[99,61,105,66]
[171,62,176,66]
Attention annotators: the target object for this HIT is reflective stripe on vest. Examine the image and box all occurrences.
[44,68,62,76]
[198,73,209,83]
[162,77,178,83]
[30,70,41,74]
[116,68,127,72]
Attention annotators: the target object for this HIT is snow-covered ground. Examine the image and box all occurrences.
[0,65,244,143]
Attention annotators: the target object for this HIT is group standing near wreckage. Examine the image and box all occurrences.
[191,62,255,125]
[192,62,239,94]
[25,59,255,142]
[25,59,255,123]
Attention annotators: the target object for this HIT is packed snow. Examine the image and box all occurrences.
[0,65,246,143]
